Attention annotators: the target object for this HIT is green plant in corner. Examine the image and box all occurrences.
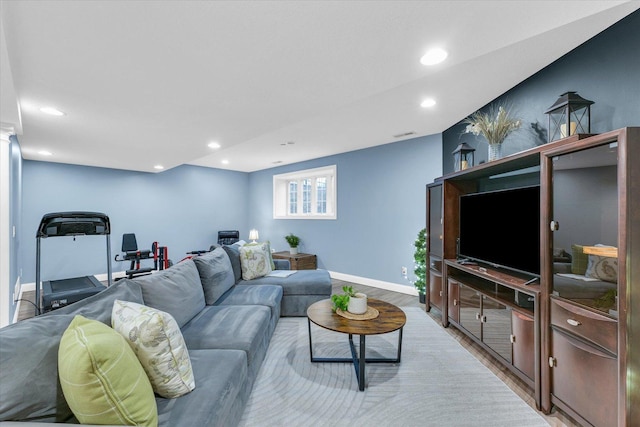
[412,228,427,296]
[330,285,358,312]
[284,233,300,248]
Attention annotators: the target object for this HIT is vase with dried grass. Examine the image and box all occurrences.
[463,103,521,161]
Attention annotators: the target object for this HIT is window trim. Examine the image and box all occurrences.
[273,165,337,220]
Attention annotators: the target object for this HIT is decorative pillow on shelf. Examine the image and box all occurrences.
[585,246,618,283]
[239,241,273,280]
[570,244,588,275]
[111,299,195,398]
[58,315,158,427]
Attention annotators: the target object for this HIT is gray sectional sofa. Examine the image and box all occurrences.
[0,245,331,426]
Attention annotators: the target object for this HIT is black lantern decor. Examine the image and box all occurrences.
[544,91,594,142]
[452,142,475,172]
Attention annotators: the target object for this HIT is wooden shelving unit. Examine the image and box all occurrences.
[426,128,639,426]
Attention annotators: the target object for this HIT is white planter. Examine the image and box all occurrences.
[348,293,367,314]
[289,247,298,254]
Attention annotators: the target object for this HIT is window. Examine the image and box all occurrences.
[274,165,337,219]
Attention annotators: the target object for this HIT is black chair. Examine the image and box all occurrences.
[218,230,239,245]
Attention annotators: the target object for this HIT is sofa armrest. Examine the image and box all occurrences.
[274,259,290,270]
[554,262,572,274]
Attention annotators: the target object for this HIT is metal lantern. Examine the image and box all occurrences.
[452,142,475,172]
[544,91,594,142]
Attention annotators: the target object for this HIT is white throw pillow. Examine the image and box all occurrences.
[111,299,195,398]
[239,242,273,280]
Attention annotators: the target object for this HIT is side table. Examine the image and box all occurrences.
[272,251,317,270]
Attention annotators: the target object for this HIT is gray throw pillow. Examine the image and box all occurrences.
[131,259,205,328]
[0,314,76,422]
[193,247,236,304]
[43,279,144,325]
[222,244,243,283]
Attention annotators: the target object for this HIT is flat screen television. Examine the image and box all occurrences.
[458,185,540,276]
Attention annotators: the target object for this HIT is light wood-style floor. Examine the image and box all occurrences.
[333,279,580,427]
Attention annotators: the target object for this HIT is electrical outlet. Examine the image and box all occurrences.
[401,266,408,276]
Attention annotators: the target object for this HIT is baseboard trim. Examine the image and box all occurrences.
[328,271,418,296]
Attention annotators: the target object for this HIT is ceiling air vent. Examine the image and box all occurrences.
[393,131,416,139]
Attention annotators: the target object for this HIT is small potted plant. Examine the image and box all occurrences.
[285,233,300,254]
[331,285,367,314]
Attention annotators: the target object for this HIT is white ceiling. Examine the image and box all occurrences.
[1,1,638,173]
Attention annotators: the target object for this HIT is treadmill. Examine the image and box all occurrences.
[35,211,113,316]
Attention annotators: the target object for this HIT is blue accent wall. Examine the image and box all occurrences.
[442,9,640,174]
[19,134,441,290]
[20,161,249,283]
[248,134,442,287]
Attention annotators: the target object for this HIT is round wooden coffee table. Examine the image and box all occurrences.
[307,298,407,391]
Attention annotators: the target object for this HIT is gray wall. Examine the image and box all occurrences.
[442,9,640,174]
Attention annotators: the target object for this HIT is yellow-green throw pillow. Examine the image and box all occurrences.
[58,315,158,426]
[571,244,589,275]
[112,299,195,398]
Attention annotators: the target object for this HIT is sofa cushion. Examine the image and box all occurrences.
[239,242,273,280]
[0,314,76,422]
[43,278,144,325]
[180,305,271,382]
[239,269,331,296]
[222,244,243,283]
[58,315,157,426]
[215,285,283,336]
[156,349,248,427]
[131,259,206,328]
[193,247,236,305]
[112,300,195,398]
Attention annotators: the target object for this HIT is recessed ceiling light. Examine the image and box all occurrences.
[420,48,448,66]
[39,107,65,116]
[208,141,221,149]
[154,165,164,170]
[38,150,53,156]
[421,98,437,108]
[221,159,229,165]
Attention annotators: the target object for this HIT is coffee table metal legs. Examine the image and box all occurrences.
[308,319,403,391]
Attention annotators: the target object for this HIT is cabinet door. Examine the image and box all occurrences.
[429,269,442,311]
[551,329,617,427]
[549,142,619,315]
[428,184,443,257]
[481,296,512,363]
[512,311,534,380]
[447,279,459,324]
[458,284,481,340]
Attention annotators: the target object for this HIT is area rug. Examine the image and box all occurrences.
[239,307,548,427]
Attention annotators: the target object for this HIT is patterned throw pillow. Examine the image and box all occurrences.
[571,244,588,275]
[111,300,195,398]
[239,242,273,280]
[585,255,618,283]
[58,315,158,426]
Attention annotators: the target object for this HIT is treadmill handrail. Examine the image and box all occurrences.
[36,211,111,238]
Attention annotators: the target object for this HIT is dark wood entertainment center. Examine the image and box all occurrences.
[426,128,639,426]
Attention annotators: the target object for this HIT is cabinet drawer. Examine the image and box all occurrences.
[551,329,617,427]
[550,298,617,354]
